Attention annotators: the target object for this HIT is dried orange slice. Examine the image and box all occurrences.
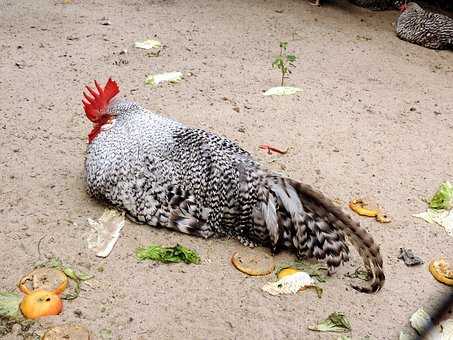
[20,290,63,319]
[42,324,91,340]
[231,251,275,276]
[429,258,453,286]
[18,268,68,295]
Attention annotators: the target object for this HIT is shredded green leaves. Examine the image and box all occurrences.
[308,312,352,333]
[135,244,200,264]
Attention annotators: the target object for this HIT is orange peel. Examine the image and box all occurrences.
[349,199,391,223]
[231,251,275,276]
[349,199,378,217]
[429,258,453,286]
[18,268,68,296]
[20,290,63,319]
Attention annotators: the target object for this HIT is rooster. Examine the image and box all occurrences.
[83,78,385,293]
[396,2,453,49]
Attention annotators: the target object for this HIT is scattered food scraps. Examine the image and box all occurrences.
[87,208,125,257]
[274,260,328,283]
[145,72,183,87]
[0,292,21,319]
[136,244,200,264]
[231,251,275,276]
[134,39,161,50]
[413,209,453,237]
[429,181,453,210]
[308,312,352,333]
[42,324,91,340]
[18,268,68,296]
[20,290,63,320]
[429,258,453,286]
[263,86,302,96]
[349,199,391,223]
[258,144,288,155]
[262,271,319,296]
[398,248,424,266]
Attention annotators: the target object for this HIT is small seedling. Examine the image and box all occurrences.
[272,42,297,86]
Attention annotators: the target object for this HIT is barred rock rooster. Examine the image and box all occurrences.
[83,78,385,293]
[396,2,453,49]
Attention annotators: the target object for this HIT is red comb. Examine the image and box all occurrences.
[82,78,119,123]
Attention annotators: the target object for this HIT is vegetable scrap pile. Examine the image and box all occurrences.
[0,259,94,337]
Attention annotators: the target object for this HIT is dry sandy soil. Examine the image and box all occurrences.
[1,0,452,339]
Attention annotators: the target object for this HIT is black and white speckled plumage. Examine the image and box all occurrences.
[396,2,453,49]
[85,98,385,293]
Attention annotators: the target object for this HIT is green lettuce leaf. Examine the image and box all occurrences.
[429,181,453,210]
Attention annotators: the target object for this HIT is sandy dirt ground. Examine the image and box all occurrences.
[1,0,452,339]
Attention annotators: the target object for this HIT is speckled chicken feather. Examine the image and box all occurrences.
[396,2,453,50]
[85,98,385,293]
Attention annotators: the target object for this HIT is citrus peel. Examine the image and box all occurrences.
[231,251,275,276]
[429,258,453,286]
[20,290,63,319]
[349,199,391,223]
[18,268,68,296]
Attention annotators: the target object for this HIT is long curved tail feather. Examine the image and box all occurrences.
[253,174,385,293]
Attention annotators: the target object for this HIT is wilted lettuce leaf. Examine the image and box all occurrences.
[429,181,453,210]
[413,209,453,237]
[308,312,352,333]
[136,244,200,264]
[145,72,183,86]
[134,39,161,50]
[0,292,21,319]
[263,86,302,96]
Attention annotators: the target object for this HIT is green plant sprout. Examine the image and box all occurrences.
[272,42,297,86]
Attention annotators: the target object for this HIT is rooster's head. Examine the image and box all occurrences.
[82,78,120,143]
